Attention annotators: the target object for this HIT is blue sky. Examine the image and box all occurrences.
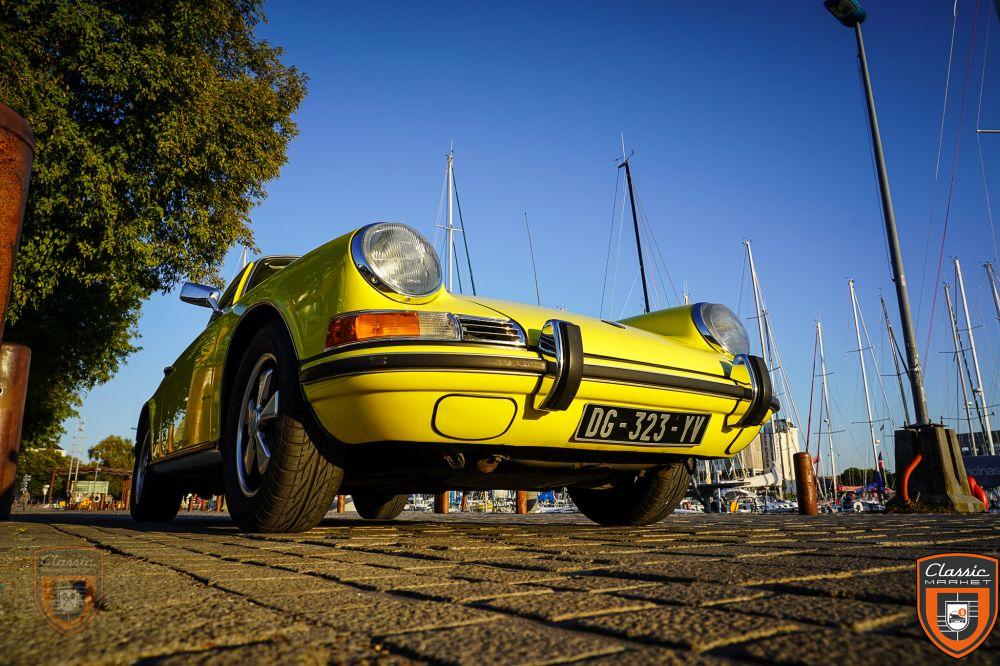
[61,1,1000,474]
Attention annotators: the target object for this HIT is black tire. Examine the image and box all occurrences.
[222,321,344,532]
[130,427,183,522]
[353,493,408,520]
[569,463,689,526]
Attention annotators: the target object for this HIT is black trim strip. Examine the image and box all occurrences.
[299,351,752,402]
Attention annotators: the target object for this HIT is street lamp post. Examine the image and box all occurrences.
[825,0,929,426]
[824,0,984,512]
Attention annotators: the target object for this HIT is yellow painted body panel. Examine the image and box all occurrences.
[148,225,773,465]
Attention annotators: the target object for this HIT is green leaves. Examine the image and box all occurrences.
[0,0,306,446]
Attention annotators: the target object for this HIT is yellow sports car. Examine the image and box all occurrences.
[131,223,776,530]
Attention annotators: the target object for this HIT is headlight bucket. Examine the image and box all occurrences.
[692,302,750,356]
[351,223,442,298]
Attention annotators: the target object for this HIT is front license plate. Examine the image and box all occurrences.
[574,404,710,446]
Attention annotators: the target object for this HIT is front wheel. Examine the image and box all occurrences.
[353,493,408,520]
[222,322,344,532]
[569,463,690,526]
[130,428,182,522]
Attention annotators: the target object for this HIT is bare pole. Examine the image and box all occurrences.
[849,279,882,489]
[880,295,912,424]
[523,212,541,306]
[945,283,978,452]
[817,320,838,501]
[954,258,995,454]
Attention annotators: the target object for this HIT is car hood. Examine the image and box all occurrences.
[458,295,733,379]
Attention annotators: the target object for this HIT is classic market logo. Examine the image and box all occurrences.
[33,547,103,635]
[917,553,998,659]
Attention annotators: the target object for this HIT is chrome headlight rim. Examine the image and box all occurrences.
[692,302,750,357]
[351,222,443,298]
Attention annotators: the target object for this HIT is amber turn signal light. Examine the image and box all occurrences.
[325,311,460,349]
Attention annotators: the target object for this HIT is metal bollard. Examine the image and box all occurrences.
[793,452,819,515]
[434,491,449,514]
[337,494,345,513]
[0,343,31,518]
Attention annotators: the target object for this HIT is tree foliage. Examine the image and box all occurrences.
[0,0,306,446]
[87,434,133,469]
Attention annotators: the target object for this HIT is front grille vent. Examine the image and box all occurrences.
[538,332,556,356]
[457,315,526,347]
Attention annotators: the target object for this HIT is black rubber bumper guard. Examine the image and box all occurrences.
[537,319,584,411]
[733,353,774,427]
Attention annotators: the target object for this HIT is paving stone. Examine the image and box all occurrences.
[612,581,772,607]
[721,593,911,631]
[763,569,917,605]
[574,606,799,653]
[724,626,994,666]
[475,590,656,622]
[380,617,624,664]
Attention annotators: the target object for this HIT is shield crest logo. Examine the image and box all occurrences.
[917,553,998,659]
[33,547,103,635]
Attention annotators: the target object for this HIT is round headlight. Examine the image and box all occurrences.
[351,223,442,297]
[692,303,750,356]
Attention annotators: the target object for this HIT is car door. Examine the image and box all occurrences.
[153,264,254,460]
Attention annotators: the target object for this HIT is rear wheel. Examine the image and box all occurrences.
[130,428,183,522]
[569,463,689,526]
[353,493,408,520]
[222,322,344,532]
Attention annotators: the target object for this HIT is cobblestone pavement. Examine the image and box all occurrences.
[2,509,998,664]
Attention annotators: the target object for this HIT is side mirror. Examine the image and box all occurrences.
[179,282,221,312]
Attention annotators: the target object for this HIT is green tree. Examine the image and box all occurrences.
[0,0,306,446]
[87,434,134,469]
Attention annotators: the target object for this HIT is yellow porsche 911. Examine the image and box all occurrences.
[131,223,776,531]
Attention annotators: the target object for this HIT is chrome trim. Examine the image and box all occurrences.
[350,223,443,298]
[538,319,583,411]
[323,310,461,352]
[456,314,526,347]
[691,302,723,353]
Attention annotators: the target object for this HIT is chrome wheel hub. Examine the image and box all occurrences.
[236,354,280,497]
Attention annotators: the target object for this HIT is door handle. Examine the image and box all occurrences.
[163,366,174,376]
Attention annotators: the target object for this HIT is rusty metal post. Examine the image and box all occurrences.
[48,469,55,504]
[337,494,345,513]
[0,343,30,519]
[434,491,449,514]
[515,490,528,515]
[0,103,34,339]
[122,477,131,510]
[0,105,35,520]
[793,452,819,515]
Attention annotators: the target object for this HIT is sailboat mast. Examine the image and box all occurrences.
[446,150,455,292]
[523,212,541,306]
[986,262,1000,323]
[944,283,978,451]
[880,296,911,425]
[745,241,768,365]
[849,279,881,487]
[619,157,650,314]
[817,320,838,501]
[745,240,784,496]
[955,258,995,454]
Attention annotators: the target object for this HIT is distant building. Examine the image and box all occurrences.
[956,430,1000,456]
